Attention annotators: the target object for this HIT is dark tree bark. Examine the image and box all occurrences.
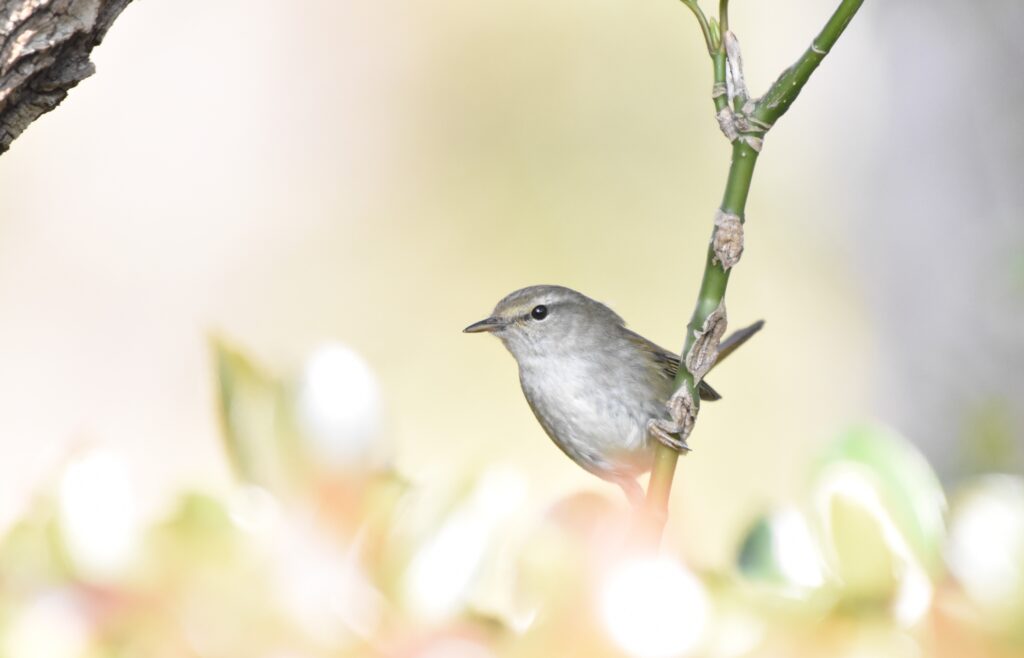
[0,0,133,155]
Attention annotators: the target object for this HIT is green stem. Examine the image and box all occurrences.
[679,0,716,55]
[644,141,758,529]
[754,0,865,127]
[642,0,864,546]
[712,48,728,114]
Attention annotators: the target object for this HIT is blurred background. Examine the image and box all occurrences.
[0,0,1021,656]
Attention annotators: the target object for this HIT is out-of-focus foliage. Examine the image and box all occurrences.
[0,0,1018,656]
[1,343,1022,658]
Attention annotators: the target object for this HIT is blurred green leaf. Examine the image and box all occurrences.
[211,337,305,494]
[827,489,899,605]
[737,507,825,592]
[0,513,69,591]
[816,424,946,576]
[807,425,944,627]
[737,516,775,581]
[145,492,240,573]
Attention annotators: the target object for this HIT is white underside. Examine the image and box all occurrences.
[518,353,663,479]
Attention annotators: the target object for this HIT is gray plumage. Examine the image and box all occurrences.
[464,285,762,503]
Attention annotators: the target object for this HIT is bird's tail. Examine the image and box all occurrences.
[715,319,765,366]
[697,320,765,401]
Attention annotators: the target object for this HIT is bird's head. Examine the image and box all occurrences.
[463,285,624,361]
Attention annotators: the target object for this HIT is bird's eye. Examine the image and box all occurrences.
[531,305,548,320]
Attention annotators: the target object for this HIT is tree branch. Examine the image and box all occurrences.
[0,0,134,155]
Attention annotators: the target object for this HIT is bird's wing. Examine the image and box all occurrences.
[624,319,765,402]
[621,329,721,401]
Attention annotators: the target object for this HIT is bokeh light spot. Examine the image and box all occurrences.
[771,507,825,590]
[601,557,710,658]
[946,475,1024,607]
[295,343,382,467]
[57,450,141,580]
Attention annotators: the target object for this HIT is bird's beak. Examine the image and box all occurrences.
[463,316,506,333]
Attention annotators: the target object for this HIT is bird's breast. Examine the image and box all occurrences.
[517,353,665,476]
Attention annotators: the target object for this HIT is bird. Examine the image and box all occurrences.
[464,285,762,504]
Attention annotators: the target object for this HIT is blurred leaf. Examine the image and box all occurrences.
[735,506,839,625]
[827,488,899,605]
[146,492,240,572]
[737,516,775,581]
[816,424,946,576]
[0,512,69,592]
[211,337,306,494]
[808,425,943,626]
[737,507,825,591]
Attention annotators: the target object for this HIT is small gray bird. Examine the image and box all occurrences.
[464,285,762,504]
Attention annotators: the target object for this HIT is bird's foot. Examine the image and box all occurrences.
[648,418,692,452]
[647,384,698,454]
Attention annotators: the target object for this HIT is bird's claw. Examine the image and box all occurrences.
[648,418,692,453]
[647,384,698,454]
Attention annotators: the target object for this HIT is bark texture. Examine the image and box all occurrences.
[0,0,132,155]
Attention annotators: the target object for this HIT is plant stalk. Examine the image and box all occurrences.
[644,140,758,530]
[641,0,865,545]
